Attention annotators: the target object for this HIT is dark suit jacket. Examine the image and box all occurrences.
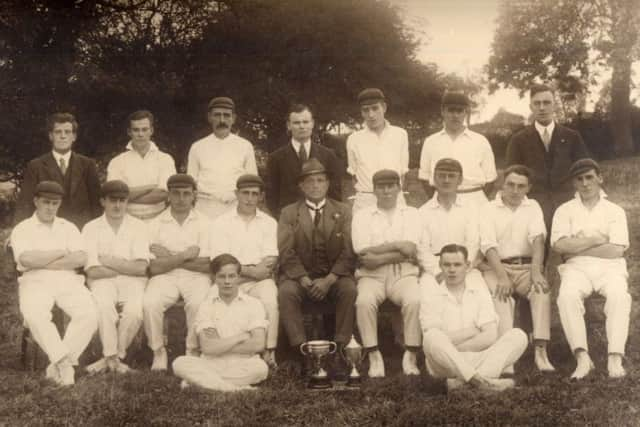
[506,124,589,229]
[15,151,102,229]
[267,142,343,217]
[277,198,355,281]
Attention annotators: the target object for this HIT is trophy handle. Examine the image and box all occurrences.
[300,342,309,356]
[328,342,337,354]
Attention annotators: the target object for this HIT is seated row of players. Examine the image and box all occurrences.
[11,154,630,390]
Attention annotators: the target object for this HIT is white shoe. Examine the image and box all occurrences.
[502,365,515,376]
[46,363,60,383]
[446,378,466,391]
[570,352,594,380]
[401,351,420,375]
[534,346,556,372]
[608,354,626,378]
[262,349,277,369]
[367,350,385,378]
[85,358,107,375]
[482,378,515,392]
[114,360,134,374]
[151,347,168,371]
[57,360,75,386]
[180,380,191,390]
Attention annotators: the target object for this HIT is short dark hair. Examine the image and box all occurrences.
[503,164,533,182]
[209,253,241,275]
[287,103,314,120]
[47,113,78,133]
[440,244,468,261]
[529,84,554,98]
[128,110,155,127]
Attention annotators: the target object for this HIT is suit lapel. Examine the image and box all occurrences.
[322,199,337,238]
[44,152,64,182]
[68,152,82,196]
[297,201,314,242]
[286,143,302,168]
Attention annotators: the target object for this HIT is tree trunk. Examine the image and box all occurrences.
[609,48,634,156]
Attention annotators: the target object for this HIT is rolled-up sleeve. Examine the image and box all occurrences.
[82,223,100,269]
[550,204,570,247]
[479,205,498,256]
[475,287,499,328]
[419,289,444,332]
[527,202,547,245]
[350,209,370,254]
[157,153,177,190]
[609,206,629,248]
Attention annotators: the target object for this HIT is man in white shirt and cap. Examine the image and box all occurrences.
[188,97,258,219]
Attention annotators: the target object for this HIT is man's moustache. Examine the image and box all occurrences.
[216,123,229,129]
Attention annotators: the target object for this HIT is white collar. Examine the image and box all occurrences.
[211,290,248,303]
[495,192,532,208]
[534,121,555,136]
[291,139,311,152]
[306,199,326,210]
[364,120,391,134]
[52,151,71,164]
[125,140,159,153]
[31,212,63,227]
[426,194,463,209]
[159,208,199,224]
[432,280,482,297]
[575,189,608,204]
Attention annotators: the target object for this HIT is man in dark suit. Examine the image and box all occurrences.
[506,84,589,231]
[277,158,356,379]
[15,113,101,229]
[267,104,343,217]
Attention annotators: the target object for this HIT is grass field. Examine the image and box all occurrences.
[2,157,640,426]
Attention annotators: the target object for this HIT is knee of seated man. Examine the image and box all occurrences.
[422,329,447,351]
[354,290,377,308]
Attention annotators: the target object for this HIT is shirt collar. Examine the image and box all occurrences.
[433,279,483,296]
[159,208,200,224]
[51,151,71,164]
[364,120,391,134]
[30,212,64,228]
[306,199,326,210]
[372,203,409,216]
[574,189,608,204]
[426,195,463,209]
[495,192,532,208]
[98,213,134,230]
[437,127,471,138]
[125,141,159,153]
[230,207,268,220]
[534,121,555,136]
[211,290,248,303]
[291,139,311,151]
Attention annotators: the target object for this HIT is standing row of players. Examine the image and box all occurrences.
[10,84,628,392]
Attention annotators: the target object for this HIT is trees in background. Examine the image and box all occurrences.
[0,0,453,180]
[487,0,639,155]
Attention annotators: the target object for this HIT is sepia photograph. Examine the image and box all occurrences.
[1,0,639,425]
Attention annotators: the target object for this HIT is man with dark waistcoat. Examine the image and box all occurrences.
[277,158,357,379]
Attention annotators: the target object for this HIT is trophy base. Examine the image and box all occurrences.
[346,376,362,388]
[307,377,333,390]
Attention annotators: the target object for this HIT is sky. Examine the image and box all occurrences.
[389,0,534,122]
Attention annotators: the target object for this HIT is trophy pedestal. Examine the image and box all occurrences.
[308,377,333,389]
[346,375,361,388]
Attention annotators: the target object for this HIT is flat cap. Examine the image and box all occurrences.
[208,97,235,111]
[167,174,197,189]
[236,174,264,189]
[434,158,463,174]
[100,180,130,198]
[442,90,470,107]
[35,181,64,199]
[298,158,327,181]
[358,88,385,105]
[372,169,400,186]
[569,158,600,178]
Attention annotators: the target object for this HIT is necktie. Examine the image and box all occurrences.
[306,203,322,227]
[299,143,308,164]
[59,157,67,175]
[542,128,551,151]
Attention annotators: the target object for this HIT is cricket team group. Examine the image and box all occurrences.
[9,83,630,393]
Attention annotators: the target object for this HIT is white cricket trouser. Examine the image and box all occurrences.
[195,196,236,220]
[18,270,97,365]
[556,257,630,354]
[423,328,528,381]
[483,264,551,341]
[239,279,279,350]
[172,354,268,390]
[143,270,211,352]
[355,262,422,348]
[89,275,146,359]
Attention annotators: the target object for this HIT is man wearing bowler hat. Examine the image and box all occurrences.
[346,88,410,212]
[277,158,356,379]
[419,90,497,206]
[188,97,258,219]
[143,174,213,370]
[82,180,150,374]
[352,169,422,377]
[552,158,630,379]
[209,174,280,368]
[11,181,98,386]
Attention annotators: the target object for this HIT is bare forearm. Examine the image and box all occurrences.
[200,333,247,357]
[107,259,148,276]
[128,186,156,200]
[20,250,67,269]
[576,244,625,259]
[531,235,545,272]
[149,255,187,276]
[86,266,119,280]
[46,251,87,270]
[133,189,169,204]
[230,334,266,355]
[181,258,211,274]
[485,248,508,279]
[361,242,410,255]
[553,236,602,255]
